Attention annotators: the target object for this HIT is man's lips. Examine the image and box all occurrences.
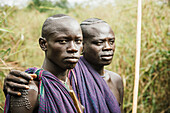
[100,54,113,60]
[64,57,79,63]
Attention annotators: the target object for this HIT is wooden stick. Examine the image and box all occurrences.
[132,0,142,113]
[69,90,83,113]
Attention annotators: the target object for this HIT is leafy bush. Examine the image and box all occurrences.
[28,0,69,13]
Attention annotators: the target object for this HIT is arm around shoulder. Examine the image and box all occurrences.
[10,80,39,113]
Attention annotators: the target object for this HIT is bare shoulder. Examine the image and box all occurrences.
[104,70,123,88]
[105,70,122,82]
[104,70,124,111]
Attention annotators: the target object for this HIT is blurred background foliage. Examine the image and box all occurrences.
[0,0,169,112]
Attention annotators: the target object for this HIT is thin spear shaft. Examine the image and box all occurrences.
[132,0,142,113]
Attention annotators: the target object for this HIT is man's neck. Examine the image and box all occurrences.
[42,57,68,81]
[88,62,105,76]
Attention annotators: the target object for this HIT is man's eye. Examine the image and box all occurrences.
[58,40,67,44]
[92,41,103,46]
[109,40,115,45]
[75,40,82,44]
[95,42,103,45]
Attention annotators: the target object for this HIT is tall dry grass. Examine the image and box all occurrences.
[0,7,47,112]
[70,0,169,112]
[0,0,169,112]
[68,1,169,112]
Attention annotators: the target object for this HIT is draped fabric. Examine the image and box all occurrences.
[25,68,78,113]
[3,95,10,113]
[69,56,121,113]
[4,56,121,113]
[4,68,78,113]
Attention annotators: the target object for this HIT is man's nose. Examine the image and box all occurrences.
[67,41,78,53]
[103,41,112,51]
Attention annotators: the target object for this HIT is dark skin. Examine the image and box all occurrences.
[4,19,123,112]
[82,22,124,112]
[7,16,83,113]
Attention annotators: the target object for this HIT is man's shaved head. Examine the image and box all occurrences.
[80,18,106,25]
[42,14,78,40]
[39,14,83,70]
[80,18,112,41]
[81,18,115,66]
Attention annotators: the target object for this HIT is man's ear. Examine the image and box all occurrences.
[39,37,47,51]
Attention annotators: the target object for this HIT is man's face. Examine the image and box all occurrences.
[83,23,115,66]
[45,18,83,70]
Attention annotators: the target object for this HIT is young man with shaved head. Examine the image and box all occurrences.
[69,18,123,112]
[4,14,84,113]
[79,18,123,112]
[3,17,122,113]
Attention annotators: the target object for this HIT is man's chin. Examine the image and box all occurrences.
[65,63,77,69]
[101,60,112,66]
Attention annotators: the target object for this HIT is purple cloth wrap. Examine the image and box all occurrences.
[69,56,121,113]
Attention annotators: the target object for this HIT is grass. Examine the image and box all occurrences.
[0,0,169,112]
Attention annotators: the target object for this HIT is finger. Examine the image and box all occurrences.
[7,88,21,96]
[10,70,33,81]
[6,81,29,90]
[29,74,37,79]
[7,74,29,84]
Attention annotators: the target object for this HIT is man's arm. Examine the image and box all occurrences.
[117,76,124,113]
[3,70,37,96]
[105,70,124,112]
[10,81,39,113]
[3,70,39,112]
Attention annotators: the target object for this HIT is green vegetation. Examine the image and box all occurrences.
[0,0,169,112]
